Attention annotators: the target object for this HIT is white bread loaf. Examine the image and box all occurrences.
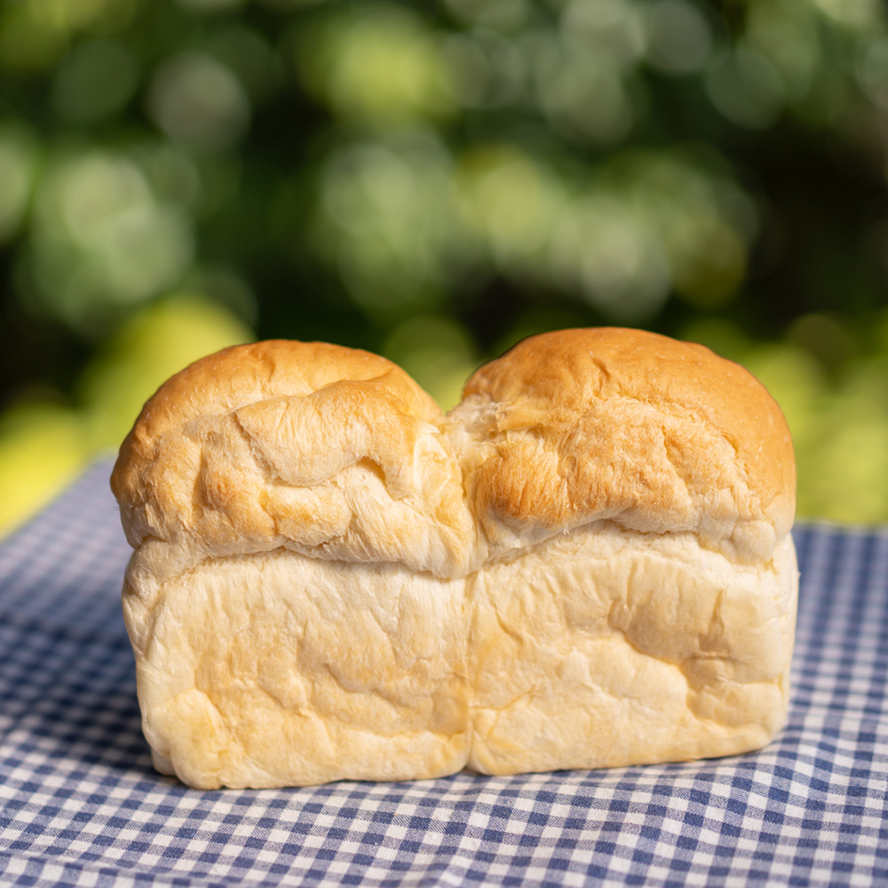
[111,328,798,789]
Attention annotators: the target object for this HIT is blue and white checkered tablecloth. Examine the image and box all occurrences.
[1,463,886,888]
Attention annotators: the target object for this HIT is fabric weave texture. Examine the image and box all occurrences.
[0,462,886,887]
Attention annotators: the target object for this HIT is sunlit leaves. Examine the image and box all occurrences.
[27,151,194,333]
[0,0,136,72]
[314,135,462,310]
[147,52,250,151]
[296,4,455,129]
[3,0,888,530]
[0,122,40,242]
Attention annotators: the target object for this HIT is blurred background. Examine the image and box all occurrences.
[1,0,888,533]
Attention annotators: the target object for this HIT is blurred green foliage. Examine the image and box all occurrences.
[2,0,888,531]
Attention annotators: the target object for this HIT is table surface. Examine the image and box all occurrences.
[0,462,886,888]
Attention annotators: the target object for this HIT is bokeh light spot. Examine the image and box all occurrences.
[147,52,250,151]
[0,121,40,242]
[383,315,476,411]
[297,5,454,129]
[0,401,89,535]
[534,35,634,145]
[551,195,670,319]
[29,151,194,330]
[456,145,562,267]
[706,46,784,129]
[644,0,712,74]
[315,135,462,309]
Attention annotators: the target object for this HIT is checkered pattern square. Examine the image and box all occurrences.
[1,463,887,887]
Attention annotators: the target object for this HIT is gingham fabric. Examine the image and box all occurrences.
[1,463,887,888]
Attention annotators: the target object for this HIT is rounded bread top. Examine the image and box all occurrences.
[112,330,797,577]
[112,340,476,579]
[451,327,796,560]
[119,338,441,447]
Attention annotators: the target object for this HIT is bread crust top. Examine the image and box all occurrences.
[112,329,796,574]
[451,328,795,560]
[111,340,476,579]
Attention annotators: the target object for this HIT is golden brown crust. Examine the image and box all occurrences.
[113,330,796,572]
[113,339,441,484]
[450,328,795,559]
[111,340,476,578]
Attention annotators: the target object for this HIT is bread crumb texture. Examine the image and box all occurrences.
[112,329,799,788]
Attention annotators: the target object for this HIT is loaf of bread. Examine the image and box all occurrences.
[111,328,798,789]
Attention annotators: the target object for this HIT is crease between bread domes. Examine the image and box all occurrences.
[112,329,796,582]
